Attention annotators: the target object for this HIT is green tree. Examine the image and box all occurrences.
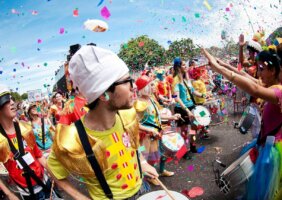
[166,38,200,63]
[118,35,166,71]
[11,91,22,102]
[21,93,28,100]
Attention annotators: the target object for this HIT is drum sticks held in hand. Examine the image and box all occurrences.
[155,178,177,200]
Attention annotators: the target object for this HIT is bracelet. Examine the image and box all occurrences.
[141,160,147,165]
[230,72,235,82]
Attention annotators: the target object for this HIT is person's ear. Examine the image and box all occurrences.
[104,92,110,101]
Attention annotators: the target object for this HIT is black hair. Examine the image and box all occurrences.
[247,45,260,54]
[173,59,185,78]
[257,50,281,79]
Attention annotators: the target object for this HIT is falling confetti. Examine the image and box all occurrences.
[11,9,19,14]
[203,0,212,11]
[73,8,79,17]
[194,13,200,18]
[31,10,38,15]
[37,39,42,44]
[182,16,187,22]
[44,62,48,66]
[138,41,144,47]
[59,28,65,34]
[97,0,104,6]
[100,6,111,20]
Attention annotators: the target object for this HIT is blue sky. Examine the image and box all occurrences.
[0,0,281,94]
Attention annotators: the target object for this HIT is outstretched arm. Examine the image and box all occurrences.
[202,48,278,104]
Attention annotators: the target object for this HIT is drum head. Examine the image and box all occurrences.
[192,106,211,126]
[138,190,189,200]
[162,132,184,152]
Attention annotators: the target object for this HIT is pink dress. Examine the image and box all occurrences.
[260,87,282,143]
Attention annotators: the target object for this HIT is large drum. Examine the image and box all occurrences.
[192,105,211,126]
[138,190,189,200]
[204,99,224,125]
[218,149,254,194]
[161,132,184,158]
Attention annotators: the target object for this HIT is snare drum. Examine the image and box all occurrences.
[219,149,254,193]
[161,132,184,158]
[0,162,8,176]
[192,106,211,126]
[138,190,189,200]
[204,99,224,125]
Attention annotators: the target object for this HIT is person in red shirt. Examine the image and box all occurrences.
[59,90,88,125]
[0,85,53,200]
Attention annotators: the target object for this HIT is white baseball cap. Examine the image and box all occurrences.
[69,45,129,104]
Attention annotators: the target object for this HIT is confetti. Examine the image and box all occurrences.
[182,16,187,22]
[101,6,111,20]
[59,28,65,34]
[194,13,200,18]
[187,165,194,171]
[37,39,42,44]
[138,41,144,47]
[44,62,48,66]
[31,10,38,15]
[97,0,104,6]
[203,0,212,11]
[197,146,205,153]
[188,187,204,198]
[73,8,79,17]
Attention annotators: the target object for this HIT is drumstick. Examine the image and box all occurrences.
[155,178,177,200]
[179,116,185,122]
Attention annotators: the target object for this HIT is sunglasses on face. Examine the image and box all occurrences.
[112,77,134,88]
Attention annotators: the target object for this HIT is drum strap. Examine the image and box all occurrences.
[75,119,113,199]
[0,122,48,198]
[41,117,45,150]
[183,80,196,105]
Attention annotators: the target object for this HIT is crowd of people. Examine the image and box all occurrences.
[0,31,281,200]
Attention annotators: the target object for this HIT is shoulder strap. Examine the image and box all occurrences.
[183,80,196,105]
[41,118,45,150]
[74,119,113,199]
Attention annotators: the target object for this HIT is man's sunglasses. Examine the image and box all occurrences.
[112,77,134,88]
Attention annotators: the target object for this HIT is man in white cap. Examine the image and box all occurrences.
[47,46,158,200]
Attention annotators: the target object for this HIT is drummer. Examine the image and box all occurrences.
[191,67,210,139]
[155,69,173,106]
[134,75,180,186]
[172,57,206,158]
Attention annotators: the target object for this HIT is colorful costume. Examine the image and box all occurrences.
[47,108,142,200]
[0,122,44,194]
[134,98,162,165]
[59,95,88,125]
